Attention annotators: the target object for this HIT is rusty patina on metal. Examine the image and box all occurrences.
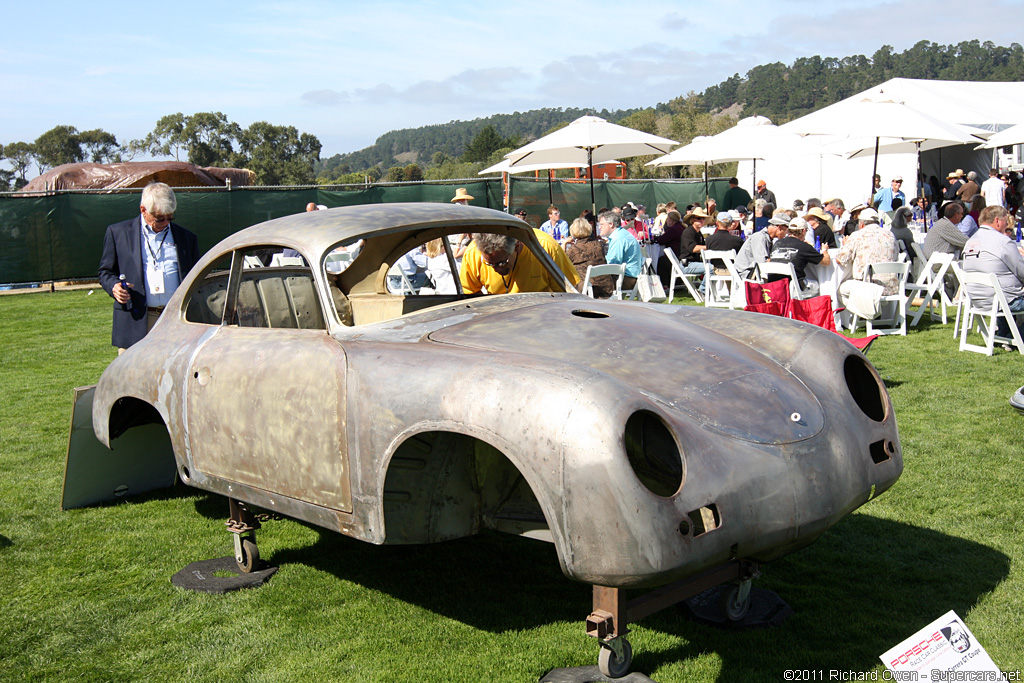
[79,202,902,675]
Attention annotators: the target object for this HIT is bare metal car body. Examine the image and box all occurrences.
[76,203,902,674]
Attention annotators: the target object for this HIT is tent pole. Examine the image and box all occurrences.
[589,148,596,214]
[704,162,709,203]
[548,170,553,206]
[870,137,880,206]
[916,142,923,200]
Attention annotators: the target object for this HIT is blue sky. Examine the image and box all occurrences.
[2,0,1021,159]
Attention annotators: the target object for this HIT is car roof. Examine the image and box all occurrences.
[209,202,531,258]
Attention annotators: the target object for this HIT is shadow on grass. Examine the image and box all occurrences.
[91,471,1009,676]
[270,526,590,632]
[0,534,11,549]
[235,510,1006,676]
[636,514,1010,677]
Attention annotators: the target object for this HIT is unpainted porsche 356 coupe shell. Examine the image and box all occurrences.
[79,202,902,676]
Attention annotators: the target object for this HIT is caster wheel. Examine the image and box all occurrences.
[236,537,260,573]
[720,584,751,621]
[598,637,632,678]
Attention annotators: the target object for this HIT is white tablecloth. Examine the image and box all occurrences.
[806,261,845,306]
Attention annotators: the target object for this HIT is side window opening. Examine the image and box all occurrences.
[234,246,325,330]
[183,254,232,325]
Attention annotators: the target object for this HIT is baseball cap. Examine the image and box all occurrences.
[859,208,880,224]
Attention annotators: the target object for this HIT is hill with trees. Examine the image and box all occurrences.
[317,39,1024,184]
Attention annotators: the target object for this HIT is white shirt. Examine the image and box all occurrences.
[423,254,456,294]
[140,219,180,308]
[981,176,1006,208]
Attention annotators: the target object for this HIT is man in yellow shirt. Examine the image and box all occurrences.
[460,229,581,294]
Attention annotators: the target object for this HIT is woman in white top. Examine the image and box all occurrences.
[421,238,457,294]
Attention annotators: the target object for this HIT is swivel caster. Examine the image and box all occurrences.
[227,499,263,573]
[597,636,632,678]
[233,533,260,573]
[720,578,753,621]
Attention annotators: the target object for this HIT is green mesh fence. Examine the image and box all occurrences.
[0,178,726,285]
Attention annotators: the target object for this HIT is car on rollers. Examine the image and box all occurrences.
[66,202,903,678]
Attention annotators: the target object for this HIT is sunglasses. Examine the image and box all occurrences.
[482,252,515,268]
[145,208,174,222]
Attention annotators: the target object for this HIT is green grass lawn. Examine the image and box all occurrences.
[1,290,1023,682]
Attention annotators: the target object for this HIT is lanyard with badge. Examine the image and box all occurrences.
[145,228,170,294]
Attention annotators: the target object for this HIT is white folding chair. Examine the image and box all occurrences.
[954,267,1024,355]
[581,263,627,300]
[755,261,808,300]
[325,251,353,273]
[270,254,304,267]
[701,249,743,309]
[848,261,909,336]
[909,242,928,282]
[662,247,703,303]
[387,263,420,295]
[905,252,954,327]
[243,255,264,269]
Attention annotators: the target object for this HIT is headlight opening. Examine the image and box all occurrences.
[844,355,887,422]
[624,411,684,497]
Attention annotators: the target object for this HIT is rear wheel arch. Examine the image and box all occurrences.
[379,428,567,558]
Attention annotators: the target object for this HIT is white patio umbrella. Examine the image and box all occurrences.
[647,116,806,199]
[504,115,677,211]
[782,94,988,201]
[478,158,621,206]
[977,122,1024,150]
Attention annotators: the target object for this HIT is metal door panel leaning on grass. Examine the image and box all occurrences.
[66,203,903,677]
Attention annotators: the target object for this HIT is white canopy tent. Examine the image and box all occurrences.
[737,78,1024,209]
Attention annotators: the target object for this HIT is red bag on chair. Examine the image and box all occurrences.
[744,278,792,317]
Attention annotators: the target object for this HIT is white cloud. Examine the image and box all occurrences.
[2,0,1022,157]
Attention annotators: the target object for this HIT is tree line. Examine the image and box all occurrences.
[694,39,1024,124]
[0,113,321,190]
[322,39,1024,184]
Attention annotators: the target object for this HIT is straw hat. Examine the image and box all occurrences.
[804,207,833,229]
[684,207,710,224]
[451,188,474,203]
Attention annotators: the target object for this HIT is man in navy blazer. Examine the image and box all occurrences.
[98,182,200,351]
